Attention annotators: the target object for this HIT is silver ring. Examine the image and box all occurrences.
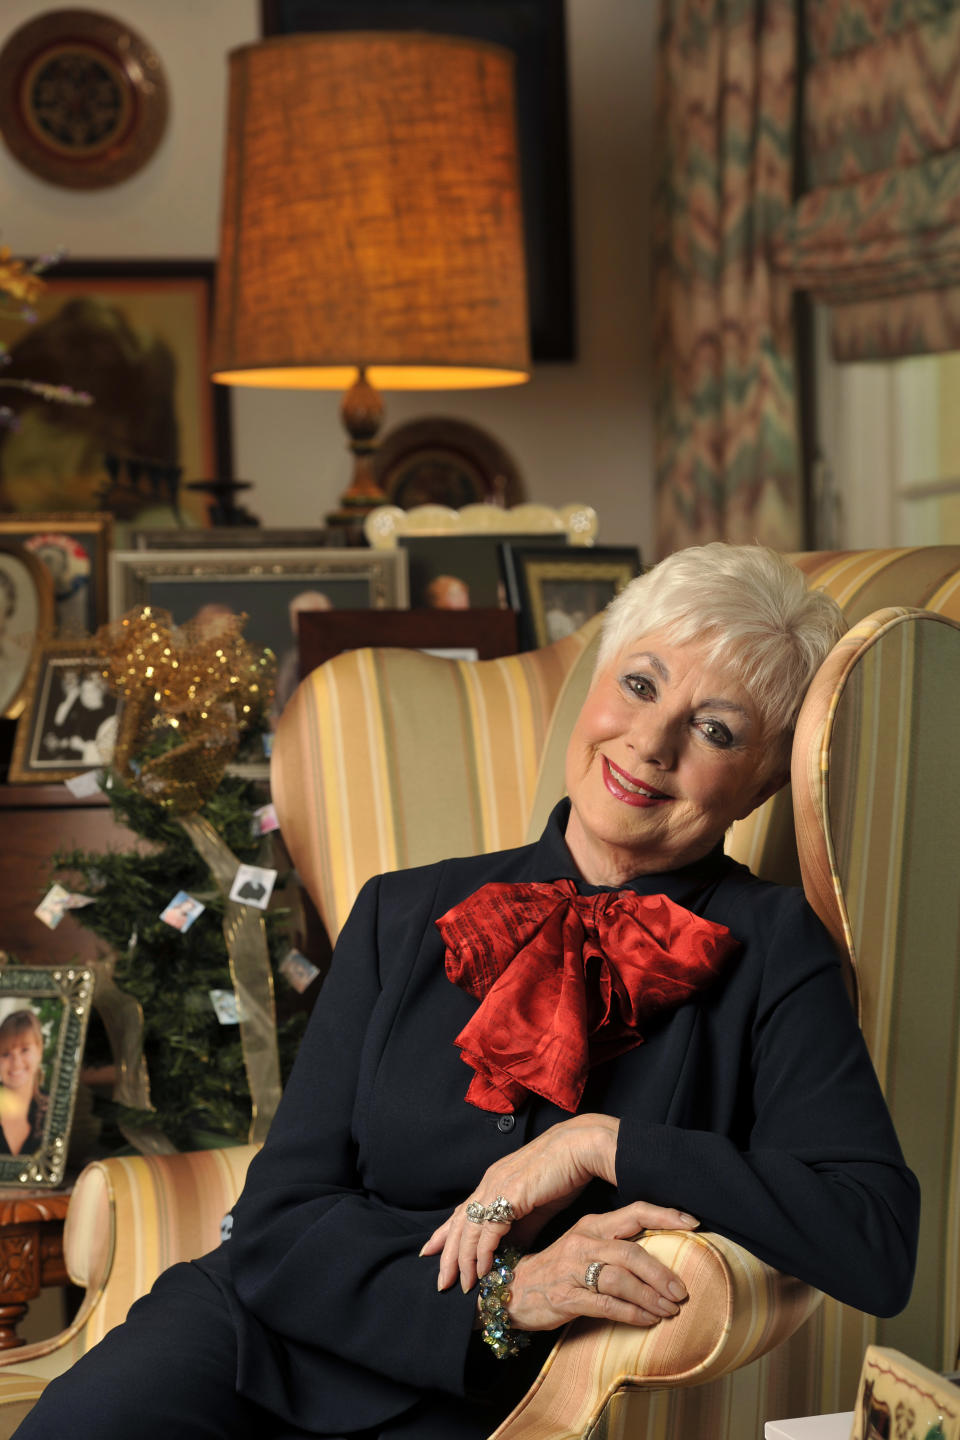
[466,1201,487,1224]
[485,1195,516,1225]
[584,1261,605,1292]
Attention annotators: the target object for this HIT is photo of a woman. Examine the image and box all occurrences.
[0,1008,49,1157]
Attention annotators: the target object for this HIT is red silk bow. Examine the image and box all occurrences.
[436,879,739,1114]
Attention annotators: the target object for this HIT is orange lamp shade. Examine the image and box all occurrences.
[211,31,530,391]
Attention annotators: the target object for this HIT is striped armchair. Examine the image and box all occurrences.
[0,546,956,1439]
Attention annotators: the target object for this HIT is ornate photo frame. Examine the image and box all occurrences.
[0,963,94,1188]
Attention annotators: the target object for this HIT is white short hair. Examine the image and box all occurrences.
[596,543,846,737]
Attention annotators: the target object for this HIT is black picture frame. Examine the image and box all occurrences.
[260,0,575,361]
[399,532,566,610]
[501,543,642,649]
[9,639,130,783]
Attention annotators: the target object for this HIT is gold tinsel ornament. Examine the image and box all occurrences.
[94,604,282,1145]
[96,605,276,813]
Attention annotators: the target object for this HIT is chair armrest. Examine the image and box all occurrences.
[488,1229,823,1440]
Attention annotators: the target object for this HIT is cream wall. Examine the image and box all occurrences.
[0,0,655,555]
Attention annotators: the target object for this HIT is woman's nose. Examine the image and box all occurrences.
[627,712,678,770]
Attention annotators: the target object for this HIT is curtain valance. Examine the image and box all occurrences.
[777,0,960,358]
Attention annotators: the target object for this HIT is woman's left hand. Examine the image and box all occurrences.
[422,1113,628,1292]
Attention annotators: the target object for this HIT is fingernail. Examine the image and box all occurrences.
[437,1274,445,1291]
[668,1280,687,1300]
[461,1278,471,1294]
[418,1244,427,1257]
[656,1299,680,1316]
[678,1213,698,1226]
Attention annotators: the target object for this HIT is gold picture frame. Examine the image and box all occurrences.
[0,540,56,719]
[0,513,113,635]
[9,637,131,784]
[0,962,94,1187]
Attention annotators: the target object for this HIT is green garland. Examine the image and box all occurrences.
[54,774,306,1151]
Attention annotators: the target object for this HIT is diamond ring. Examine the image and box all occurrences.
[584,1261,605,1292]
[485,1195,516,1225]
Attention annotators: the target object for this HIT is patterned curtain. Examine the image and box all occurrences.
[776,0,960,360]
[653,0,803,557]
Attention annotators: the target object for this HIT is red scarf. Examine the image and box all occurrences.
[436,878,739,1114]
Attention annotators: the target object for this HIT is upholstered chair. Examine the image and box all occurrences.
[0,546,957,1439]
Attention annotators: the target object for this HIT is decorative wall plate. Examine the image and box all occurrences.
[371,417,525,511]
[0,9,169,189]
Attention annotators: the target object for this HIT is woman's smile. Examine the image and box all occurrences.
[601,756,671,805]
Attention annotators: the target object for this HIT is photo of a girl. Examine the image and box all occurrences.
[0,1009,49,1157]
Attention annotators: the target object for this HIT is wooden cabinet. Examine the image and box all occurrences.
[0,787,141,966]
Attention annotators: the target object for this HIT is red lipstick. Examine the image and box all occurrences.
[602,756,671,807]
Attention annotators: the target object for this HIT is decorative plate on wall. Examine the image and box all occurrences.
[371,416,525,511]
[0,9,169,189]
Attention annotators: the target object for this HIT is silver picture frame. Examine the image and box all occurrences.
[109,547,409,663]
[0,964,94,1187]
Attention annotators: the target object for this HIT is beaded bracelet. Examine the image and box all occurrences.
[478,1247,530,1360]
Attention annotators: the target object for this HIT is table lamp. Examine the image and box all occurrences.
[211,31,530,526]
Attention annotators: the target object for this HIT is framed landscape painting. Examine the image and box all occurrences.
[0,261,232,529]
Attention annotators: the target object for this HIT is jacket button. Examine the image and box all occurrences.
[497,1115,515,1133]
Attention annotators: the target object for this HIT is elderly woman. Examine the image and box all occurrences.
[16,544,919,1440]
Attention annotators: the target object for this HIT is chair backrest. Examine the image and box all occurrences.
[792,606,960,1379]
[271,624,594,939]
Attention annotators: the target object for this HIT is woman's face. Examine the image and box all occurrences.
[0,1032,41,1094]
[564,629,788,884]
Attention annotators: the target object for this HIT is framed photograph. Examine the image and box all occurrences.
[400,533,567,611]
[110,548,408,710]
[0,541,56,719]
[0,964,94,1187]
[0,514,113,635]
[0,261,232,528]
[502,544,642,649]
[261,0,575,361]
[9,638,129,783]
[298,607,519,677]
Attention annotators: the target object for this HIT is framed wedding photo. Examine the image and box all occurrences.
[0,964,94,1187]
[9,639,127,784]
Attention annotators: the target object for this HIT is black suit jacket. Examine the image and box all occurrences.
[200,802,918,1435]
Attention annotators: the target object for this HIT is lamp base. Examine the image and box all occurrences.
[326,367,388,528]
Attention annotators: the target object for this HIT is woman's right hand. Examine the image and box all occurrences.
[503,1202,693,1333]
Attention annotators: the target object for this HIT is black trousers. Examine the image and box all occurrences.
[12,1262,494,1440]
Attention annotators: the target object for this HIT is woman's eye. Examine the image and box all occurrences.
[622,673,655,699]
[698,719,733,747]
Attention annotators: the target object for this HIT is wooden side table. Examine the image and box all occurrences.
[0,1190,71,1348]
